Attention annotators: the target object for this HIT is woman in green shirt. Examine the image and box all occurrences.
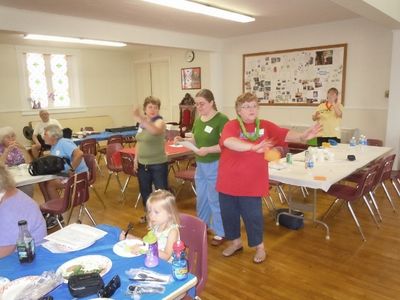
[175,89,229,246]
[133,96,168,223]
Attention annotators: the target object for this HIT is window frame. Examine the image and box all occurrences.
[16,46,85,115]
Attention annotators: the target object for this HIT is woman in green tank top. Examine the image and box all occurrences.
[133,96,168,223]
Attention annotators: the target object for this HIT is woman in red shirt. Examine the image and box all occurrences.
[216,93,320,263]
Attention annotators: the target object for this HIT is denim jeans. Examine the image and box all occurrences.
[137,162,168,209]
[219,192,263,247]
[195,161,224,237]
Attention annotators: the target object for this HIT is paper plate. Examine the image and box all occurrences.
[113,239,145,258]
[56,254,112,283]
[0,276,39,300]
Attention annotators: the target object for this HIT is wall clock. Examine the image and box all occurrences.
[185,50,195,62]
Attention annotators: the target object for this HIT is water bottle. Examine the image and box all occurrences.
[143,231,159,268]
[16,220,35,263]
[349,136,357,147]
[304,150,310,169]
[171,240,188,281]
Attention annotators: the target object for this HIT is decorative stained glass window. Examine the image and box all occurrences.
[25,52,72,109]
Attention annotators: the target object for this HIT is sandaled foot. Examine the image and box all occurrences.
[222,244,243,257]
[253,248,266,264]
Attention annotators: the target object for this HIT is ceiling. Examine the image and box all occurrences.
[0,0,360,39]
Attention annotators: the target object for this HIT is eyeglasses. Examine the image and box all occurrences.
[195,102,207,107]
[240,104,258,110]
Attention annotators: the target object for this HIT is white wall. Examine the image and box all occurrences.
[385,29,400,168]
[221,18,392,139]
[131,47,211,122]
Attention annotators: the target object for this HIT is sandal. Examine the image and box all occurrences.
[222,244,243,257]
[253,248,266,264]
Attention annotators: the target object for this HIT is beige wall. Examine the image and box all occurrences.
[131,47,210,122]
[221,18,392,139]
[0,43,211,145]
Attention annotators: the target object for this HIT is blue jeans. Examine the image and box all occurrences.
[219,192,263,247]
[195,161,224,237]
[137,162,168,209]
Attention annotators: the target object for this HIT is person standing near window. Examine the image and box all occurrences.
[31,110,62,158]
[312,87,343,146]
[175,89,229,246]
[133,96,168,224]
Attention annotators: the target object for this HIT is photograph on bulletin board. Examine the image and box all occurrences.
[181,67,201,90]
[243,44,347,106]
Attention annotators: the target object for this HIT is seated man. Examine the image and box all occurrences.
[31,110,62,158]
[40,124,88,229]
[0,164,46,258]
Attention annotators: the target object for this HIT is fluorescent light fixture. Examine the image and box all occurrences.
[24,34,127,47]
[143,0,255,23]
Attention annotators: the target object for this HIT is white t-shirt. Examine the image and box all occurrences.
[33,118,62,136]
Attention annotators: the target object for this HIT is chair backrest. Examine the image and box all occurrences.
[381,154,396,182]
[361,164,379,195]
[83,153,97,185]
[354,164,378,198]
[179,213,208,295]
[179,105,196,136]
[80,138,97,155]
[367,139,383,147]
[106,143,123,171]
[120,152,136,176]
[64,172,90,209]
[107,135,123,145]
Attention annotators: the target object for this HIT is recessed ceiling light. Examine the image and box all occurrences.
[143,0,255,23]
[24,34,127,47]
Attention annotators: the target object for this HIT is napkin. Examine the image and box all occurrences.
[42,224,107,253]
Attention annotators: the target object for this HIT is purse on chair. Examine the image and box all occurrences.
[28,155,70,176]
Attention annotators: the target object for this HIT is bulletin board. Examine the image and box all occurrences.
[243,43,347,106]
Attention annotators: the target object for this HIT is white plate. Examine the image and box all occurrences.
[56,255,112,283]
[0,276,39,300]
[113,239,145,258]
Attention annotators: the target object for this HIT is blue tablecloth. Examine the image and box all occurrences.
[0,224,196,299]
[73,130,137,145]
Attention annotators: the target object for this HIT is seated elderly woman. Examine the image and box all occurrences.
[0,164,46,258]
[0,126,31,167]
[0,126,33,196]
[40,124,88,229]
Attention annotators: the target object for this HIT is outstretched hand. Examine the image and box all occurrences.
[302,123,322,141]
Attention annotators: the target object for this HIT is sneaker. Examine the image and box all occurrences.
[46,216,58,230]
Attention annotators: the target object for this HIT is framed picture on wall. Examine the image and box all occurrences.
[181,67,201,90]
[243,43,347,106]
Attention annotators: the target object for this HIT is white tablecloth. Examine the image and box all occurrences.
[269,144,392,192]
[8,164,59,187]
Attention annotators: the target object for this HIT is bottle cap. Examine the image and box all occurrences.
[18,220,27,226]
[173,240,185,252]
[142,231,157,244]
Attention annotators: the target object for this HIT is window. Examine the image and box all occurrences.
[17,46,82,113]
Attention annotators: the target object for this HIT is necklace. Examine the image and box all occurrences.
[237,116,260,142]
